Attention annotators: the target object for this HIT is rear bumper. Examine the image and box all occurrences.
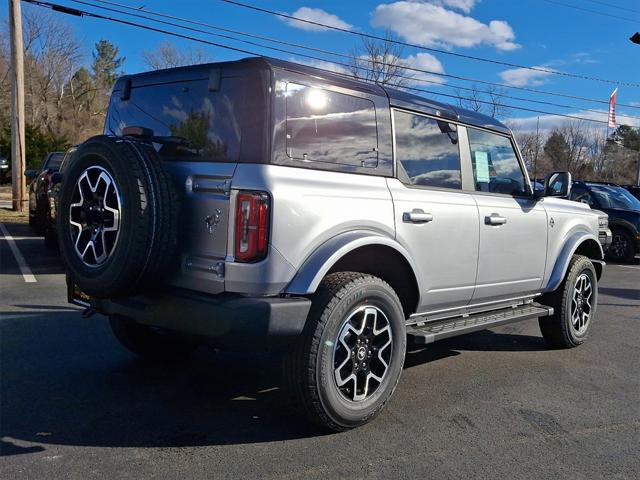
[91,289,311,339]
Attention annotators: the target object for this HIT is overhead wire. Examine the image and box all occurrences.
[66,0,640,116]
[540,0,639,22]
[23,0,630,126]
[219,0,640,87]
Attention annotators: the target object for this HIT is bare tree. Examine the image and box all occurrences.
[142,42,212,70]
[453,83,508,119]
[350,31,411,87]
[513,129,544,175]
[20,9,83,130]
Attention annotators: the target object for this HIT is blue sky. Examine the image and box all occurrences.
[3,0,640,130]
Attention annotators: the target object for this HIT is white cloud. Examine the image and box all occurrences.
[405,52,446,85]
[498,66,555,87]
[350,52,446,86]
[282,7,352,32]
[371,1,519,51]
[290,58,349,74]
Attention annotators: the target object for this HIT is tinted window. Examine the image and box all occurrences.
[45,152,65,170]
[394,110,461,189]
[570,185,596,206]
[286,83,378,168]
[106,79,242,162]
[468,128,527,196]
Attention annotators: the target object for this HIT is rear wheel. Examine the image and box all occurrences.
[607,227,636,263]
[109,315,197,360]
[538,255,597,348]
[283,272,406,431]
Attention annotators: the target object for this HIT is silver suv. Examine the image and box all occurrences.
[56,57,610,431]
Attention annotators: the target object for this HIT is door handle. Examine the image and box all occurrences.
[485,213,507,226]
[403,209,434,224]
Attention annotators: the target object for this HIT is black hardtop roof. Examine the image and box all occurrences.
[118,56,510,134]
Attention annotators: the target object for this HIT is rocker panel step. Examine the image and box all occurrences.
[407,303,553,345]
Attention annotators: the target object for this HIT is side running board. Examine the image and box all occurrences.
[407,303,553,345]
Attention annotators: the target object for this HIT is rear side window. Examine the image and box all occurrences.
[393,110,461,190]
[106,79,242,162]
[285,83,378,168]
[468,128,528,196]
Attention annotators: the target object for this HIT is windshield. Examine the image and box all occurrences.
[587,184,640,211]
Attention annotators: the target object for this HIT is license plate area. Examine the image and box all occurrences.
[67,277,91,308]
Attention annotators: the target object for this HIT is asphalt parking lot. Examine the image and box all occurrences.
[1,221,639,479]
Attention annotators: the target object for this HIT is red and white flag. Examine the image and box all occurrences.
[608,88,618,129]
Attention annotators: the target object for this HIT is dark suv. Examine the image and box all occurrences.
[570,181,640,262]
[622,185,640,201]
[25,151,66,246]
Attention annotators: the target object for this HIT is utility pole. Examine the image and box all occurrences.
[9,0,26,212]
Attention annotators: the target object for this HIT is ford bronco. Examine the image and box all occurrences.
[56,57,610,431]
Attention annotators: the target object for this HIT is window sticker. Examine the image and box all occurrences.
[475,151,490,183]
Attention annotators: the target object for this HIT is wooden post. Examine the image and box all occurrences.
[8,0,26,212]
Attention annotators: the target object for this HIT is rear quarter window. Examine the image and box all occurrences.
[285,83,378,170]
[105,78,243,162]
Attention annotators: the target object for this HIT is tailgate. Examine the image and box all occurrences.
[163,161,236,294]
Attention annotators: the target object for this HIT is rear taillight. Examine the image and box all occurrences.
[235,191,270,262]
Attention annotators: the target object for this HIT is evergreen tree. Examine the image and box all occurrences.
[543,131,570,170]
[91,39,125,93]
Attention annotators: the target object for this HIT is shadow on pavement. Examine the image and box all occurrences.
[0,222,65,276]
[599,287,640,301]
[0,309,548,453]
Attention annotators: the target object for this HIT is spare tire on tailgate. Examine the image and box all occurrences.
[57,135,178,298]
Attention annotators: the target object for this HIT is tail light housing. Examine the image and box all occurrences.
[235,191,270,262]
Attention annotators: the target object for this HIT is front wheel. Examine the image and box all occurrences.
[283,272,406,431]
[607,228,636,263]
[538,255,598,348]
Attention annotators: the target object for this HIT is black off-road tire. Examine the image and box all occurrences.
[606,227,636,263]
[538,255,598,349]
[56,136,178,298]
[109,315,197,360]
[283,272,407,431]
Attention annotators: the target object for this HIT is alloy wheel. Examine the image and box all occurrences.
[571,272,593,335]
[609,233,628,261]
[333,305,393,402]
[69,166,121,267]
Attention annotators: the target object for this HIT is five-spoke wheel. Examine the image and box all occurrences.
[539,255,598,349]
[333,306,393,402]
[69,166,121,267]
[571,273,592,335]
[284,272,406,431]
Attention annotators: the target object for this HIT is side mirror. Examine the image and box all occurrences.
[538,171,572,198]
[24,169,38,180]
[51,172,63,185]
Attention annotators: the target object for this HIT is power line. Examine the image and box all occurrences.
[23,0,625,126]
[220,0,640,88]
[68,0,640,113]
[584,0,640,15]
[541,0,639,22]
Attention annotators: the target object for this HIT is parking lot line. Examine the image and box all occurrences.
[613,264,640,271]
[0,223,37,283]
